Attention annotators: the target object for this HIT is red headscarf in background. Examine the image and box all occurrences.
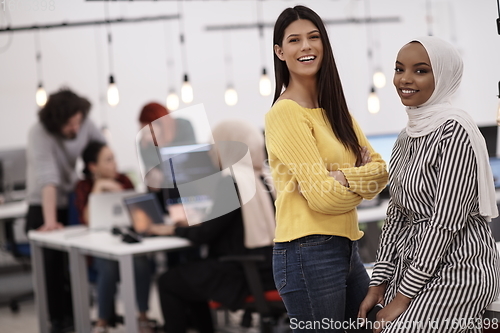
[139,102,176,146]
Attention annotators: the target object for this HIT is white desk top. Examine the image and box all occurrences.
[28,225,89,248]
[67,231,192,257]
[0,200,27,220]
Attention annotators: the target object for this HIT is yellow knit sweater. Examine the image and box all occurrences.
[265,99,389,242]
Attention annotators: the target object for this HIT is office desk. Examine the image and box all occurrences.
[28,225,89,333]
[68,232,191,333]
[0,200,27,220]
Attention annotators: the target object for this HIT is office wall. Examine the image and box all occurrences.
[0,0,499,178]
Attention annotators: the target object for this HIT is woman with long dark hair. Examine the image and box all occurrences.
[264,5,388,332]
[74,141,154,333]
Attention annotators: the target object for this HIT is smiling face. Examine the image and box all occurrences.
[274,19,323,79]
[393,42,435,107]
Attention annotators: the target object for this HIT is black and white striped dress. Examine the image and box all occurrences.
[370,120,500,333]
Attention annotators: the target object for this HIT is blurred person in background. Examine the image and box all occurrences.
[74,141,154,333]
[152,120,276,333]
[25,88,105,333]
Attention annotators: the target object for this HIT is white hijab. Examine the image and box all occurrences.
[405,36,498,221]
[211,120,276,248]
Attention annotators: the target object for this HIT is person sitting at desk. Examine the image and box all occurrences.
[74,141,154,333]
[137,102,196,209]
[150,120,276,333]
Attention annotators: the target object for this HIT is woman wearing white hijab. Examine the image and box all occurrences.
[358,36,500,333]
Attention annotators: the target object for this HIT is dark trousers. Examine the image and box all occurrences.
[158,265,215,333]
[26,205,74,324]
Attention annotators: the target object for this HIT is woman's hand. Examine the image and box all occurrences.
[359,146,372,166]
[373,293,411,333]
[329,170,349,187]
[37,220,64,232]
[148,224,176,236]
[92,179,123,193]
[358,284,386,328]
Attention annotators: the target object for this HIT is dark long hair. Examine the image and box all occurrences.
[38,88,91,137]
[272,6,362,165]
[82,141,106,179]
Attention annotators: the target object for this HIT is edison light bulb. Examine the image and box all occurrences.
[181,74,194,104]
[259,68,272,96]
[225,87,238,106]
[166,91,180,111]
[368,88,380,114]
[107,75,119,107]
[373,70,386,89]
[36,84,47,107]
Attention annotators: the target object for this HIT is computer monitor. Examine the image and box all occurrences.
[0,148,27,199]
[159,144,219,207]
[478,125,498,158]
[88,190,136,230]
[366,134,399,168]
[123,192,165,234]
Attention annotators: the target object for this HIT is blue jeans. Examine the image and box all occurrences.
[93,256,152,321]
[273,235,369,333]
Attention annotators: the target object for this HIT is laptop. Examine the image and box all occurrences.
[160,144,220,225]
[88,190,136,231]
[123,192,166,235]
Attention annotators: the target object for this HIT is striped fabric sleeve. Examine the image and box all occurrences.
[265,103,363,215]
[398,122,476,298]
[340,118,389,200]
[369,198,406,287]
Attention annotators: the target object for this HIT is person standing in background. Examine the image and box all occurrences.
[265,6,388,332]
[25,88,105,333]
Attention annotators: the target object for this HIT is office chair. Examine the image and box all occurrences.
[2,217,34,313]
[209,255,287,333]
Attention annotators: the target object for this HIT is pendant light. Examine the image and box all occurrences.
[368,87,380,114]
[164,22,179,111]
[259,69,272,97]
[178,1,193,104]
[167,89,180,111]
[225,86,238,106]
[257,0,271,96]
[181,74,193,104]
[373,69,386,89]
[105,2,119,107]
[34,30,47,107]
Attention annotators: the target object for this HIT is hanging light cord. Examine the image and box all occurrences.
[223,31,234,86]
[163,20,174,89]
[104,1,114,75]
[34,29,43,85]
[178,1,188,75]
[94,25,107,126]
[256,0,266,70]
[364,0,374,81]
[426,0,433,36]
